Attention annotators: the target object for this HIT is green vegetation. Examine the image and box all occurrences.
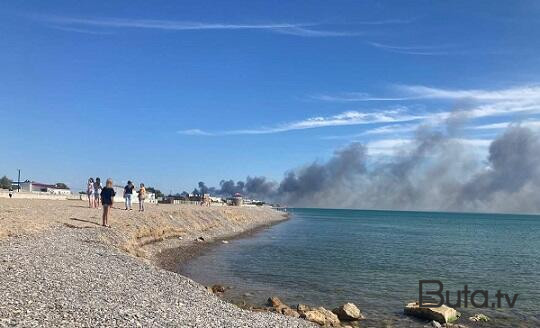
[146,187,163,198]
[0,176,12,189]
[55,183,69,189]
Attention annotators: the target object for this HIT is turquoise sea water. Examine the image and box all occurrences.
[180,208,540,327]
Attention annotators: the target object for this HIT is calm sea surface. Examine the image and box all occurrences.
[180,208,540,327]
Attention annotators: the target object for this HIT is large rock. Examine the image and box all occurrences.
[303,310,326,325]
[281,307,300,318]
[404,302,460,323]
[211,284,226,294]
[296,303,311,314]
[302,307,340,326]
[267,296,286,309]
[332,303,365,321]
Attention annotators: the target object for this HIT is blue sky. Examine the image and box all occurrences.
[2,1,540,193]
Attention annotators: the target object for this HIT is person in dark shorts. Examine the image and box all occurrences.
[100,179,116,227]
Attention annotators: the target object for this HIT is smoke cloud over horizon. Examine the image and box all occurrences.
[193,124,540,214]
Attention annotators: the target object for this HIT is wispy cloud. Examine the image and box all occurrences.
[47,25,114,35]
[180,129,215,136]
[34,15,388,37]
[304,84,540,143]
[269,26,363,37]
[367,41,462,56]
[321,123,419,140]
[471,120,540,130]
[353,18,417,25]
[311,92,414,102]
[182,84,540,137]
[178,109,424,136]
[398,84,540,120]
[315,84,540,119]
[398,84,540,101]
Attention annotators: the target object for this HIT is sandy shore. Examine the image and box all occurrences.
[0,199,315,327]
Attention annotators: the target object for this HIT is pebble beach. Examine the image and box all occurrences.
[0,199,315,327]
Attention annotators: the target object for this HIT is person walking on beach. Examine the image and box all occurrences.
[87,177,95,208]
[138,183,146,212]
[94,177,103,208]
[124,181,135,210]
[100,178,115,227]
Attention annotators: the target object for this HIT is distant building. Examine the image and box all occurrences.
[243,199,265,206]
[16,181,71,195]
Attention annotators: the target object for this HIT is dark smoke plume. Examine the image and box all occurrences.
[194,125,540,213]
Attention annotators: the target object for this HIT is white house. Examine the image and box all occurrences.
[17,181,71,195]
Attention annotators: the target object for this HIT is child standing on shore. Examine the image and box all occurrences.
[100,179,115,227]
[138,183,146,212]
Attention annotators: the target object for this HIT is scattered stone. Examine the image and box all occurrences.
[211,284,226,294]
[282,307,300,318]
[297,303,311,314]
[404,301,460,324]
[468,313,489,322]
[430,320,442,328]
[332,302,364,321]
[302,307,340,326]
[302,310,326,325]
[267,296,287,309]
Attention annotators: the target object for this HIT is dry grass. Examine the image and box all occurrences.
[0,198,286,260]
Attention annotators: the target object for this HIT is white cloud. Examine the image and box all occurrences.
[35,16,399,37]
[471,120,540,130]
[320,123,419,140]
[367,42,458,56]
[179,109,424,136]
[398,84,540,101]
[181,84,540,139]
[315,84,540,122]
[41,16,307,31]
[178,129,214,136]
[34,14,416,37]
[311,92,413,102]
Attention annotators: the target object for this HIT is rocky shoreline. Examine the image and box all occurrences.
[0,199,314,327]
[0,199,491,327]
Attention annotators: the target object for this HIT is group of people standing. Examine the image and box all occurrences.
[86,177,147,227]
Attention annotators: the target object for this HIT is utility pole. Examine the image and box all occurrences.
[17,169,20,192]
